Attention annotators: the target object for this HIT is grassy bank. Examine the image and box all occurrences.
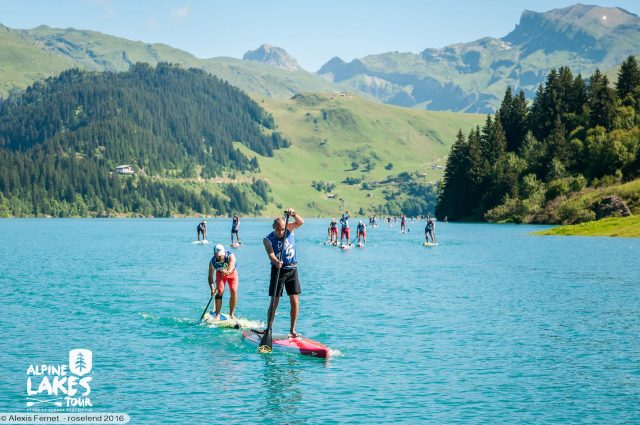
[534,215,640,237]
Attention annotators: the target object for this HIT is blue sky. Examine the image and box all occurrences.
[1,0,639,71]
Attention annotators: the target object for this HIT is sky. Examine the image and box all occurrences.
[1,0,639,71]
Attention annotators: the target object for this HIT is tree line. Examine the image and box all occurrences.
[437,56,640,222]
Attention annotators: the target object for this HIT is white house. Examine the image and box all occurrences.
[116,165,134,175]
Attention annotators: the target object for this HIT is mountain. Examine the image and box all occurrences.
[318,4,640,113]
[2,4,640,112]
[0,24,339,98]
[242,44,302,71]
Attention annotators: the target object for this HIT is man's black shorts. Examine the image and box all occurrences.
[269,266,301,296]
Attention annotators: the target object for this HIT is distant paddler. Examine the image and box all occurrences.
[356,220,367,246]
[197,220,207,241]
[208,244,239,320]
[400,214,407,233]
[327,218,338,245]
[339,210,351,246]
[231,215,242,246]
[425,215,437,244]
[263,208,304,338]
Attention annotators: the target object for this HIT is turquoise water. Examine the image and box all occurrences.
[1,219,639,424]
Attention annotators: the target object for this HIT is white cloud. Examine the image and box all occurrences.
[89,0,116,17]
[148,16,160,31]
[171,5,191,20]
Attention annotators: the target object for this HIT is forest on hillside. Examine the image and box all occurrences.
[0,63,287,217]
[437,57,640,223]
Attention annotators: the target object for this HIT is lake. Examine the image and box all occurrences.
[0,218,638,424]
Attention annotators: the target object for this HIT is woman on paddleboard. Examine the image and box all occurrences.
[208,244,239,320]
[263,208,304,338]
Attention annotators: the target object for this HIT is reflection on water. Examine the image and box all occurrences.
[261,356,303,424]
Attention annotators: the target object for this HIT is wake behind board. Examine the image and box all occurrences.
[242,329,328,358]
[203,312,262,329]
[192,240,211,244]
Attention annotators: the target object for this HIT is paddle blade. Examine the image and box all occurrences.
[258,329,273,353]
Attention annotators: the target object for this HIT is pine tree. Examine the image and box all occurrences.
[498,87,528,152]
[616,56,640,108]
[588,69,617,130]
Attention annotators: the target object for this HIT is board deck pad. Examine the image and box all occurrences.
[242,329,328,358]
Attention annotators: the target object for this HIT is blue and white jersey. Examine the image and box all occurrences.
[210,251,236,272]
[357,223,365,233]
[231,217,239,231]
[265,229,297,269]
[340,215,350,230]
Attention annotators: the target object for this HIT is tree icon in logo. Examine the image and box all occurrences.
[69,349,92,376]
[75,352,87,372]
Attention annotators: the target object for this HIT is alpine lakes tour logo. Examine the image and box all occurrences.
[26,349,93,408]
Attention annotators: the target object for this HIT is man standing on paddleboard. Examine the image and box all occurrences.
[425,215,437,244]
[328,218,338,245]
[197,220,207,241]
[208,244,239,320]
[263,208,304,338]
[356,220,367,245]
[339,210,350,246]
[231,215,241,245]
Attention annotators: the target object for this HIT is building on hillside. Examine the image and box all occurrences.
[116,165,134,175]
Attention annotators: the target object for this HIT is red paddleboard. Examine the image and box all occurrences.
[357,242,364,248]
[230,243,241,248]
[242,330,328,358]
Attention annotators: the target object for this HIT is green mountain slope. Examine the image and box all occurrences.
[250,93,484,216]
[0,24,75,95]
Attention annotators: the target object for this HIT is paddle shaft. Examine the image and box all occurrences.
[261,214,291,346]
[199,294,214,322]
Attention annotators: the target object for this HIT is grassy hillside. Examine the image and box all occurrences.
[534,215,640,237]
[243,93,484,216]
[0,25,74,94]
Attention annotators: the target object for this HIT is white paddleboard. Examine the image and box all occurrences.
[192,240,211,244]
[203,312,262,329]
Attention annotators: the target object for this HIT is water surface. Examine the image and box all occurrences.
[0,219,638,423]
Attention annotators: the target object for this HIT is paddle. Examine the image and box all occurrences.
[259,213,291,353]
[199,294,214,322]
